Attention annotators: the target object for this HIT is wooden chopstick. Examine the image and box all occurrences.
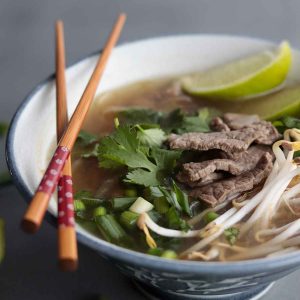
[55,21,78,271]
[21,13,126,233]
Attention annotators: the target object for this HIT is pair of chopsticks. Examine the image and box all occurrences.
[21,13,126,271]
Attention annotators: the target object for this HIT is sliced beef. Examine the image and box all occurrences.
[223,113,260,130]
[178,172,225,188]
[189,152,273,207]
[178,145,273,185]
[168,122,280,155]
[210,117,230,132]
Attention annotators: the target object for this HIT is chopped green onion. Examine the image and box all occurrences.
[75,210,93,221]
[120,211,139,229]
[74,200,86,212]
[203,211,219,224]
[93,206,107,217]
[129,197,153,214]
[154,197,170,214]
[161,250,177,259]
[147,247,163,256]
[124,188,137,197]
[0,218,4,263]
[166,207,190,231]
[224,227,240,245]
[95,215,131,247]
[111,197,136,211]
[74,191,105,208]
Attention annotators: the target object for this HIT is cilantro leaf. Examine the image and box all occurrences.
[98,125,180,187]
[158,180,191,216]
[136,126,166,147]
[178,108,219,133]
[119,108,162,126]
[166,207,191,231]
[77,130,99,146]
[81,144,99,158]
[118,108,218,134]
[159,109,184,133]
[273,116,300,134]
[126,168,159,186]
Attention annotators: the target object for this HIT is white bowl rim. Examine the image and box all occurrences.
[6,33,300,275]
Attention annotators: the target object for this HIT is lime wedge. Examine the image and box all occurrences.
[209,86,300,120]
[182,41,292,100]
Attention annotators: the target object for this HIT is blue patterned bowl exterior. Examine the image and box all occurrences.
[6,35,300,300]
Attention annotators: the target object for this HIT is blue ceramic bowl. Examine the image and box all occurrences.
[6,35,300,300]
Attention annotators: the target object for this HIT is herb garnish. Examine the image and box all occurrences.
[98,125,181,186]
[224,227,240,245]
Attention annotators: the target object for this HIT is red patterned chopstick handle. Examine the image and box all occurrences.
[58,175,75,227]
[21,146,71,233]
[38,146,70,195]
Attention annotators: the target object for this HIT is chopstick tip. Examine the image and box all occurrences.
[21,219,39,234]
[59,259,78,272]
[56,20,64,29]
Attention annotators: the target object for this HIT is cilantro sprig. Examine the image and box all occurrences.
[98,125,181,187]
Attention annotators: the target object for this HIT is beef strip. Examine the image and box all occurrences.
[189,152,273,207]
[178,145,273,184]
[210,117,230,132]
[223,113,260,130]
[168,122,280,155]
[178,172,225,188]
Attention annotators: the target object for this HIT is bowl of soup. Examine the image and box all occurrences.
[7,34,300,300]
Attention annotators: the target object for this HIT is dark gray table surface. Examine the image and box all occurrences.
[1,0,300,299]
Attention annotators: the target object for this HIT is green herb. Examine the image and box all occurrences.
[76,130,98,146]
[161,249,177,259]
[0,172,12,187]
[74,191,105,208]
[119,108,162,126]
[81,144,99,158]
[0,122,8,137]
[166,207,190,231]
[120,211,139,229]
[178,108,213,133]
[74,200,86,212]
[154,197,170,214]
[111,197,136,211]
[147,247,163,256]
[158,181,191,216]
[203,211,219,224]
[124,188,137,197]
[136,125,166,147]
[224,227,240,245]
[98,125,181,186]
[95,214,132,247]
[273,116,300,133]
[0,218,4,263]
[119,108,218,134]
[144,186,164,199]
